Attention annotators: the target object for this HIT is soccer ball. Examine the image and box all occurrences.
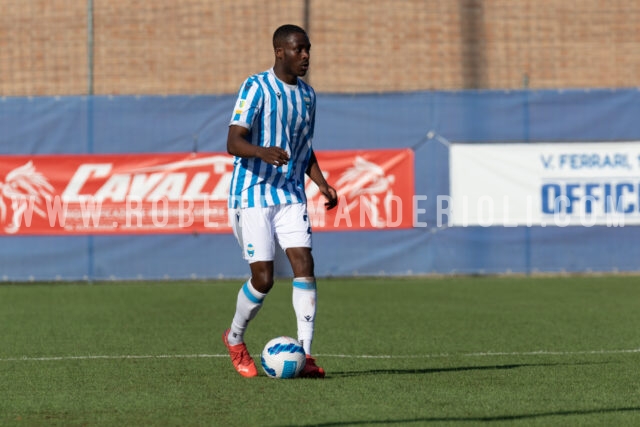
[260,336,306,379]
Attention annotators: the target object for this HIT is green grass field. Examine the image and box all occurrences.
[1,276,640,426]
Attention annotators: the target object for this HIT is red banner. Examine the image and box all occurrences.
[0,149,414,235]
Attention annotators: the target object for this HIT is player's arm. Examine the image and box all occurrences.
[227,125,290,166]
[306,150,338,210]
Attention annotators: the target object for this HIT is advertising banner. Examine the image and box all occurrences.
[0,149,414,235]
[450,142,640,227]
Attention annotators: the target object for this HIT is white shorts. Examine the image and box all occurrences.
[229,203,312,263]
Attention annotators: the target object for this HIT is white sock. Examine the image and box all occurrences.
[228,279,266,345]
[292,277,316,355]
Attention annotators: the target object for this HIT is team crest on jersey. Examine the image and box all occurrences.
[234,99,247,115]
[303,96,311,108]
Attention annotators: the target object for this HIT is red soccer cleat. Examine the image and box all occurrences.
[222,329,258,378]
[299,355,325,378]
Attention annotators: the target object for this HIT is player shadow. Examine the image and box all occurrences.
[280,407,640,426]
[276,362,630,427]
[328,360,606,378]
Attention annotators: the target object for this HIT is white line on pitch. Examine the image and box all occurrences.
[320,348,640,358]
[1,348,640,362]
[0,354,227,362]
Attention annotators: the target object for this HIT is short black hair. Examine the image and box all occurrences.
[273,24,307,49]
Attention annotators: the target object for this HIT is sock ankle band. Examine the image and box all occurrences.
[292,279,316,290]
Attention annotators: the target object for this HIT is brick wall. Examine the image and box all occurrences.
[0,0,638,96]
[0,0,87,95]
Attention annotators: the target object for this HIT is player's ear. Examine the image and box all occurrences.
[274,46,284,60]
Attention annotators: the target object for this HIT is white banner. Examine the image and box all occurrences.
[449,142,640,226]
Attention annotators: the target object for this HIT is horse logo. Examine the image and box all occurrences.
[335,156,396,227]
[0,161,55,234]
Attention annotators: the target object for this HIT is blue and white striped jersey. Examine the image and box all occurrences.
[228,68,316,208]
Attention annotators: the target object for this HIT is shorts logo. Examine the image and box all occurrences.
[246,243,255,257]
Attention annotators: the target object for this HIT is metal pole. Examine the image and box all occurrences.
[304,0,310,33]
[303,0,311,84]
[86,0,95,282]
[523,73,531,276]
[87,0,94,95]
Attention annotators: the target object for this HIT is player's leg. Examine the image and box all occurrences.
[276,204,325,378]
[223,207,276,377]
[286,247,325,378]
[227,260,272,346]
[275,204,315,352]
[285,246,315,352]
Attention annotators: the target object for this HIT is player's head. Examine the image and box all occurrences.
[272,24,310,81]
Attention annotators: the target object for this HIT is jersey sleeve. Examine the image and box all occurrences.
[229,77,263,130]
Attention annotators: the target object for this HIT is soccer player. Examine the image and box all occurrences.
[222,24,338,378]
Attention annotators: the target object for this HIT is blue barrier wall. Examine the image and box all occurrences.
[1,89,639,280]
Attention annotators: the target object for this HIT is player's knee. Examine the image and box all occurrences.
[251,272,274,293]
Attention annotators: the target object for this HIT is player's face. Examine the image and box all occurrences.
[278,32,311,79]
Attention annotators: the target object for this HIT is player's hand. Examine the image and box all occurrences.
[321,185,338,210]
[256,146,289,166]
